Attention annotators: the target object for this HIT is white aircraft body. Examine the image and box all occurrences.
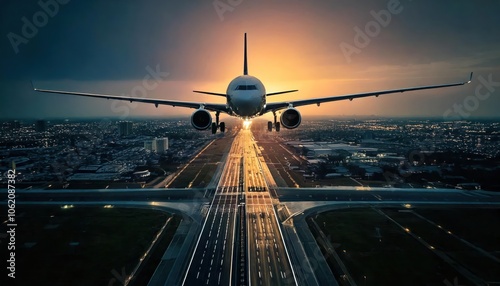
[34,34,472,134]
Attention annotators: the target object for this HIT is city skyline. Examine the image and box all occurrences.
[2,117,499,188]
[1,1,500,119]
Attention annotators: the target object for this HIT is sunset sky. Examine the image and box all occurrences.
[1,0,499,120]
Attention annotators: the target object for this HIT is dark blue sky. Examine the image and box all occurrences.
[1,0,499,119]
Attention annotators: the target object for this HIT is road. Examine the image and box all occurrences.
[277,187,500,204]
[182,128,297,285]
[241,129,297,286]
[182,133,242,286]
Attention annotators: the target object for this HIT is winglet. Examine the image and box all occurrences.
[30,80,37,91]
[468,72,473,84]
[243,33,248,75]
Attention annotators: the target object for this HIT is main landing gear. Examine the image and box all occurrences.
[267,111,280,132]
[212,112,226,134]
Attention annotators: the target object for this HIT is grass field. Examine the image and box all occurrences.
[385,208,500,282]
[0,205,179,286]
[168,135,233,188]
[311,207,500,285]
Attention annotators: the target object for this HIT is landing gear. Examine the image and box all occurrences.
[211,122,226,134]
[267,111,281,132]
[212,112,225,134]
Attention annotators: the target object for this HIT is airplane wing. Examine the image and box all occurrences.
[264,73,472,113]
[33,86,231,114]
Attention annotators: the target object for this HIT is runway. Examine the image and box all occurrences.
[182,133,243,286]
[241,129,297,286]
[182,128,297,285]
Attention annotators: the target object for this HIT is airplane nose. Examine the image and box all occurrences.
[232,93,261,116]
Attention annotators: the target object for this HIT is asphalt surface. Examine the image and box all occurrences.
[278,187,500,204]
[242,129,297,286]
[181,134,242,286]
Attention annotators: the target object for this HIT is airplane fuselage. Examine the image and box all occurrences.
[226,75,266,118]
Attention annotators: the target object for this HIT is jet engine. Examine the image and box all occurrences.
[191,109,212,130]
[280,108,301,129]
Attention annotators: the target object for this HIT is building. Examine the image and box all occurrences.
[35,120,47,132]
[154,138,169,154]
[144,140,153,151]
[10,120,21,130]
[119,121,133,136]
[144,137,169,153]
[133,170,151,179]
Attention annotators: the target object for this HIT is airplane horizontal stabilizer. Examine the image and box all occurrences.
[192,90,227,97]
[267,90,298,96]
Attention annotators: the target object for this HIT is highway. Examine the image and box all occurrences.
[182,128,297,285]
[277,187,500,204]
[182,133,242,286]
[241,130,297,286]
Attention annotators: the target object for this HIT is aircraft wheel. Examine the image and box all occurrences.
[276,122,281,132]
[220,122,225,133]
[267,121,272,132]
[211,123,217,134]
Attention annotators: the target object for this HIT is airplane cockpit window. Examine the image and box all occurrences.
[236,85,257,90]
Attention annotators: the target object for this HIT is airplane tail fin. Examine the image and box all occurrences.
[243,33,248,75]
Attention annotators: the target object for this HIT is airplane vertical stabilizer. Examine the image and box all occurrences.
[243,33,248,75]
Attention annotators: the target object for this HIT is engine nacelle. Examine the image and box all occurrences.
[191,109,212,130]
[280,108,301,129]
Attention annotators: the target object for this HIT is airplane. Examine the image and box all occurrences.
[33,33,472,134]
